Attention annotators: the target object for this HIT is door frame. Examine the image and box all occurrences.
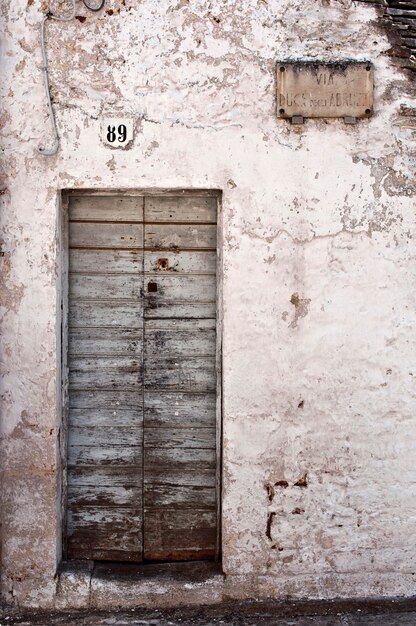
[58,188,223,563]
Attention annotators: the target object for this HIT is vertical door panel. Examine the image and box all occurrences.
[143,195,218,561]
[66,195,144,562]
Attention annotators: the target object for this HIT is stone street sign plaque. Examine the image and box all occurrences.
[277,61,374,122]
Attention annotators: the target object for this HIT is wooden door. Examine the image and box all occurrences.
[65,193,218,562]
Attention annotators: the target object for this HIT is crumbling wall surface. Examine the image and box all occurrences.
[1,0,415,609]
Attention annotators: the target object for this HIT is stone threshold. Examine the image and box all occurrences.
[56,560,225,609]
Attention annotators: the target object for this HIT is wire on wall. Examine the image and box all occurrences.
[38,0,105,157]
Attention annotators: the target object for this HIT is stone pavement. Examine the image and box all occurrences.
[1,599,416,626]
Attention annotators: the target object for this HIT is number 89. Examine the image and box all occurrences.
[107,124,127,143]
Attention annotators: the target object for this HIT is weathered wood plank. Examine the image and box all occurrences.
[145,318,215,331]
[66,545,142,562]
[144,300,216,319]
[144,251,216,274]
[70,222,143,249]
[144,427,215,449]
[68,444,142,466]
[67,528,141,552]
[68,466,141,486]
[145,224,216,250]
[69,196,144,222]
[143,509,216,561]
[67,485,141,507]
[142,547,214,562]
[68,426,142,448]
[144,468,215,487]
[69,273,141,300]
[70,249,142,273]
[69,328,143,356]
[145,328,215,357]
[68,506,142,528]
[144,484,216,509]
[68,465,142,506]
[69,356,142,389]
[145,196,216,223]
[144,447,216,469]
[143,274,216,302]
[144,392,216,428]
[67,506,142,558]
[144,357,216,392]
[69,389,140,409]
[69,408,142,427]
[69,300,142,328]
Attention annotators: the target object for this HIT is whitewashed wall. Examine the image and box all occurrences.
[1,0,415,608]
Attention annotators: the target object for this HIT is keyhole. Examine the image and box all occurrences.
[148,282,158,293]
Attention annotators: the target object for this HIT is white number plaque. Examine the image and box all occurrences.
[102,118,134,148]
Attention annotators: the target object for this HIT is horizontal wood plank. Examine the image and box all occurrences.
[69,389,140,410]
[144,447,216,469]
[67,485,141,507]
[144,357,216,392]
[68,444,142,466]
[68,506,141,528]
[145,328,215,357]
[144,251,216,274]
[144,427,215,449]
[144,300,216,319]
[143,509,216,561]
[70,249,142,273]
[70,222,143,249]
[144,484,216,509]
[143,274,216,302]
[68,469,142,507]
[69,196,143,222]
[145,318,215,331]
[144,196,216,223]
[144,468,215,487]
[144,392,216,428]
[145,224,216,250]
[141,547,215,562]
[69,273,141,300]
[67,528,141,554]
[69,408,142,427]
[69,300,142,328]
[68,426,142,448]
[69,328,142,356]
[69,356,142,389]
[67,506,142,558]
[66,545,142,561]
[68,466,141,486]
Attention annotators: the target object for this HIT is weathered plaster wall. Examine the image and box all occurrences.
[1,0,415,609]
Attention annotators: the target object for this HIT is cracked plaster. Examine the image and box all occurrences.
[0,0,415,610]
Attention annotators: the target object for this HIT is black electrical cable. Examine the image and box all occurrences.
[82,0,105,11]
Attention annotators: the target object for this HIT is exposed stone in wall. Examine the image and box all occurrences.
[356,0,416,73]
[1,0,415,609]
